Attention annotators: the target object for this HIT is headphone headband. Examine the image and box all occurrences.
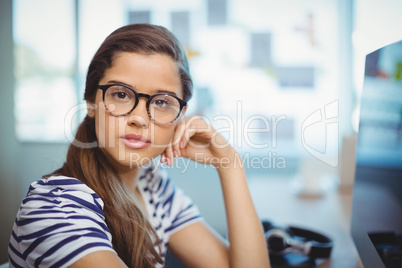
[263,220,333,259]
[287,226,333,258]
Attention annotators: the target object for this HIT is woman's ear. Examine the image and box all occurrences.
[87,101,96,118]
[181,106,187,116]
[177,106,187,123]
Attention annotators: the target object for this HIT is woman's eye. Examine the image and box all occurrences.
[107,86,134,101]
[154,99,169,107]
[114,92,128,99]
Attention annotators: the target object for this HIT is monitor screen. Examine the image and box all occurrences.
[351,40,402,268]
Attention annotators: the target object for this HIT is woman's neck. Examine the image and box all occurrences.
[118,166,140,193]
[118,166,147,211]
[100,148,141,193]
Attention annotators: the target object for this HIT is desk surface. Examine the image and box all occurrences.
[248,176,363,268]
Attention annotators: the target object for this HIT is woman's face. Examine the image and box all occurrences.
[90,52,184,170]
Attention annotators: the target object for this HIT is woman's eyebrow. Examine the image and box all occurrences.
[152,89,178,96]
[106,80,132,87]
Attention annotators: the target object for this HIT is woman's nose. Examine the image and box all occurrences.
[126,99,149,128]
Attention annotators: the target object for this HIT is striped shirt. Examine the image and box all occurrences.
[8,167,201,267]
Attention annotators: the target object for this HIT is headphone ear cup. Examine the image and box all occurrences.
[265,228,291,255]
[262,220,275,232]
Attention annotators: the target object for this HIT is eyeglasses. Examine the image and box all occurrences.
[99,84,187,124]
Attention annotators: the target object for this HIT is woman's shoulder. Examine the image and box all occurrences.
[22,175,105,217]
[30,175,95,194]
[10,175,114,267]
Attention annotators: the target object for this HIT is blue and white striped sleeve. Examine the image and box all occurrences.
[8,177,115,268]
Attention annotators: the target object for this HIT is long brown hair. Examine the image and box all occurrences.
[46,24,193,267]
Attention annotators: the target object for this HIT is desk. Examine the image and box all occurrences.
[249,176,363,268]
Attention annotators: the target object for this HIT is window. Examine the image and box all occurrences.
[14,0,346,167]
[14,0,76,141]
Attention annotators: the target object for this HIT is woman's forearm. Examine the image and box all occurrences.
[217,155,270,268]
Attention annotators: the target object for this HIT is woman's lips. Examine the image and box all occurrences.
[120,134,150,149]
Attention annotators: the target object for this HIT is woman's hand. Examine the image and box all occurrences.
[160,116,238,168]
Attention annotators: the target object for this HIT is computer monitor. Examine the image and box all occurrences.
[351,40,402,268]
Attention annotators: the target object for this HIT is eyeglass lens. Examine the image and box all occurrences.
[104,85,182,123]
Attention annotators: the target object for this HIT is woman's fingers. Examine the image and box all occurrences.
[167,115,226,164]
[160,152,165,163]
[164,145,174,166]
[171,118,186,158]
[181,116,211,148]
[163,116,192,166]
[161,116,236,168]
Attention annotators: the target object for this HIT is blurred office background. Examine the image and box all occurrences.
[1,0,402,264]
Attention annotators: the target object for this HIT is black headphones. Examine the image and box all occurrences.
[262,220,333,259]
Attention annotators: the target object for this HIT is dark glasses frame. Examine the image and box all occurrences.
[99,84,187,124]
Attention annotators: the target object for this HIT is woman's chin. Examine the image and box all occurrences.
[119,151,160,169]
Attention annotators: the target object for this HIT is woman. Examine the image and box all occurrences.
[9,24,270,268]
